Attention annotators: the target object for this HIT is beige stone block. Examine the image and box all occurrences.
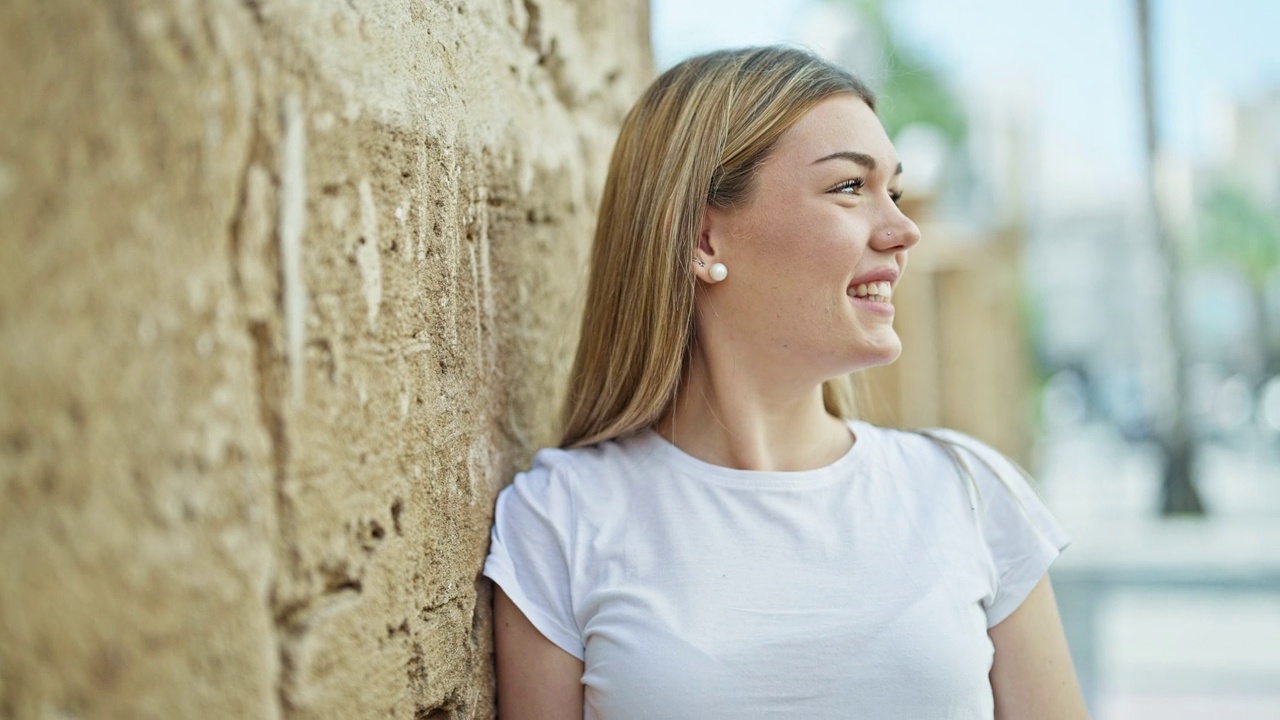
[0,0,651,717]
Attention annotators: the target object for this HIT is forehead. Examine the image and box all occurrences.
[771,94,895,170]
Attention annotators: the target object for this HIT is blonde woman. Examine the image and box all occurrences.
[484,47,1088,719]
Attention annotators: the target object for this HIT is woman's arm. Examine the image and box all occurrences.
[494,584,584,719]
[988,574,1090,719]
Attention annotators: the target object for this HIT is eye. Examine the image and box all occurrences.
[830,178,865,195]
[890,189,904,205]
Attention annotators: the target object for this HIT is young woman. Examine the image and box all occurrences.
[484,46,1088,719]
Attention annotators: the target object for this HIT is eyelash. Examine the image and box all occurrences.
[831,179,904,205]
[832,178,864,194]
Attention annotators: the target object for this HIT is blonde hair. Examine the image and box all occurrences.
[560,47,877,449]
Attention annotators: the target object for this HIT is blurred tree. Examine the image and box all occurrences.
[1137,0,1203,515]
[1199,182,1280,375]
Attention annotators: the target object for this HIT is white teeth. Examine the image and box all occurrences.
[851,281,893,301]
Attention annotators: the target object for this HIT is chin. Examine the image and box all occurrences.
[850,336,902,371]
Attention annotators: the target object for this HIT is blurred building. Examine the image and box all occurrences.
[1226,89,1280,208]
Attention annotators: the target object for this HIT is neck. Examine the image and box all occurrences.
[656,345,854,472]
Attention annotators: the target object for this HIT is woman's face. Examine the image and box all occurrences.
[696,94,921,383]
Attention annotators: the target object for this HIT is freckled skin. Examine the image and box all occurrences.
[699,95,921,386]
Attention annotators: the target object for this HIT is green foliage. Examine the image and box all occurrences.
[838,0,968,146]
[1198,181,1280,287]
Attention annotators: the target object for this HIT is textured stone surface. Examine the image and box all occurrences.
[0,1,650,717]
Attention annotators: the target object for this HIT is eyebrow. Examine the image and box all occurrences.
[812,151,903,175]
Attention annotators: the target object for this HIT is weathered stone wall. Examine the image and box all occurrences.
[0,1,650,717]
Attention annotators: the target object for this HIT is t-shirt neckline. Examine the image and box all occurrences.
[635,418,874,489]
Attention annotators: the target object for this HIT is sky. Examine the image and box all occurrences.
[651,0,1280,213]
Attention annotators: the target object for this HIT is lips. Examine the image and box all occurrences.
[848,267,899,296]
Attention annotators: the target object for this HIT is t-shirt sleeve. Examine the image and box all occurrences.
[930,430,1072,628]
[483,450,585,660]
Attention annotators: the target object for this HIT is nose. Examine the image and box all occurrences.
[869,205,920,253]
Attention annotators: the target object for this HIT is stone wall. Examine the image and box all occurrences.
[0,1,650,717]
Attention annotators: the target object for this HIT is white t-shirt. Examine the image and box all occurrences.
[484,419,1071,719]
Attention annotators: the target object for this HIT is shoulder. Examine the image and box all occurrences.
[852,422,1037,506]
[498,433,649,507]
[909,429,1059,540]
[910,428,1031,492]
[498,446,583,510]
[850,420,980,473]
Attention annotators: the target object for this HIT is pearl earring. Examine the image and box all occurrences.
[709,262,728,282]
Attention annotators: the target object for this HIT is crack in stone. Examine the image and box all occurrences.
[222,6,294,715]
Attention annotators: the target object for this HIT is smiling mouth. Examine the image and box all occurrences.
[848,280,893,303]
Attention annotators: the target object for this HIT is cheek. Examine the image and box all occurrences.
[790,217,870,284]
[749,204,865,264]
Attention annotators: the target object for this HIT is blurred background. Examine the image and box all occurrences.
[653,0,1280,717]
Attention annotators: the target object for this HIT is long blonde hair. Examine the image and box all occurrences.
[560,47,877,449]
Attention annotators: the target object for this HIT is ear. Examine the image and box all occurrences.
[690,204,728,283]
